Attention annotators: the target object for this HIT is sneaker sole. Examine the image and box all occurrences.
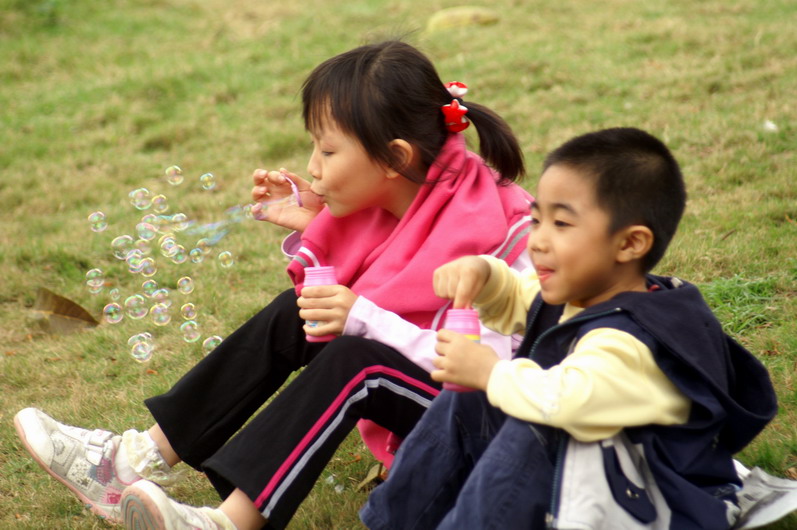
[121,482,167,530]
[13,411,123,525]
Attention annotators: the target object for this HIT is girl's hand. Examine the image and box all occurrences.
[431,329,498,391]
[250,168,324,232]
[297,285,358,338]
[433,256,492,309]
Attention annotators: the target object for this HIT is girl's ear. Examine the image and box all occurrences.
[386,139,416,178]
[616,225,654,264]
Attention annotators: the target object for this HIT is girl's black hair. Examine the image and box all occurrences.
[301,40,524,183]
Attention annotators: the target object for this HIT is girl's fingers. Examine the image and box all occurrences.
[280,169,311,191]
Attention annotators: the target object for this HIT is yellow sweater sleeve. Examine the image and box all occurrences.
[473,255,540,336]
[486,326,691,442]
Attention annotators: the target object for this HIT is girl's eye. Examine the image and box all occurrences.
[321,151,333,157]
[554,220,571,228]
[529,216,540,226]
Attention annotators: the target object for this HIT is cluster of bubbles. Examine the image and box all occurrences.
[84,165,248,363]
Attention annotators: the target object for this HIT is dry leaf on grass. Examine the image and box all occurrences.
[31,287,99,334]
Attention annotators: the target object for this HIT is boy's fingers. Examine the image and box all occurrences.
[452,290,471,309]
[432,269,448,299]
[452,275,478,308]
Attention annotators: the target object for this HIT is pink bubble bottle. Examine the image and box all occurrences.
[304,266,338,342]
[442,308,481,392]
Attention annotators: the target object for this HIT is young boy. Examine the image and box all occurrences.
[360,127,777,529]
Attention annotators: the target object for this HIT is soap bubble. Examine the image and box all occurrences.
[151,303,171,326]
[218,251,234,268]
[200,173,216,190]
[131,342,153,362]
[128,331,152,347]
[109,287,121,300]
[169,245,189,265]
[88,211,108,232]
[124,294,148,319]
[85,268,104,290]
[129,188,152,210]
[140,257,157,277]
[152,194,169,214]
[141,213,158,225]
[126,250,145,274]
[86,269,104,294]
[202,335,222,355]
[165,165,184,186]
[103,303,123,324]
[142,279,158,297]
[171,213,189,231]
[159,235,178,258]
[151,288,171,305]
[189,248,204,263]
[196,238,212,255]
[136,222,157,241]
[134,238,152,256]
[112,235,135,260]
[180,320,201,342]
[177,276,194,295]
[129,332,155,363]
[180,302,197,320]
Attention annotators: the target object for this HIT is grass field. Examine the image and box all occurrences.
[1,0,795,528]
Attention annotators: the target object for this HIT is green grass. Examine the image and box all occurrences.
[1,0,796,528]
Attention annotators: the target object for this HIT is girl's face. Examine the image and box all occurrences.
[306,118,395,218]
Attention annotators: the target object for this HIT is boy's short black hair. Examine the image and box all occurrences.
[543,127,686,272]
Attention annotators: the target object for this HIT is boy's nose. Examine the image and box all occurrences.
[527,227,548,253]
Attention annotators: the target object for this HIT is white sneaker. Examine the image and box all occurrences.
[735,460,797,529]
[121,480,233,529]
[14,407,139,524]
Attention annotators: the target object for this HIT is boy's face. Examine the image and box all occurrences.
[528,164,637,308]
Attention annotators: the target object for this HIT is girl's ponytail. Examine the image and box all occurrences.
[462,101,525,184]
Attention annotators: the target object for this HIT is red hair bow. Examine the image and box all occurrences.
[442,81,469,133]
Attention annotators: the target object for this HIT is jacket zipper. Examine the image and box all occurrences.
[532,306,624,528]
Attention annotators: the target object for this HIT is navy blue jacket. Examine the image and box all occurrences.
[517,275,777,529]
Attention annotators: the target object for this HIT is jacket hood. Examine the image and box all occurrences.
[589,275,777,453]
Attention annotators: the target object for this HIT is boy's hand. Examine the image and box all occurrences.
[432,329,499,391]
[250,168,324,232]
[297,285,358,338]
[433,256,491,308]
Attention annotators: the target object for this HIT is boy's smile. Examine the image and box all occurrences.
[529,164,647,308]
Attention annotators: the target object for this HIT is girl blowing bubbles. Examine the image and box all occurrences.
[15,40,532,529]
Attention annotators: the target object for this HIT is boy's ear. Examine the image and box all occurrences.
[386,139,415,178]
[616,225,654,264]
